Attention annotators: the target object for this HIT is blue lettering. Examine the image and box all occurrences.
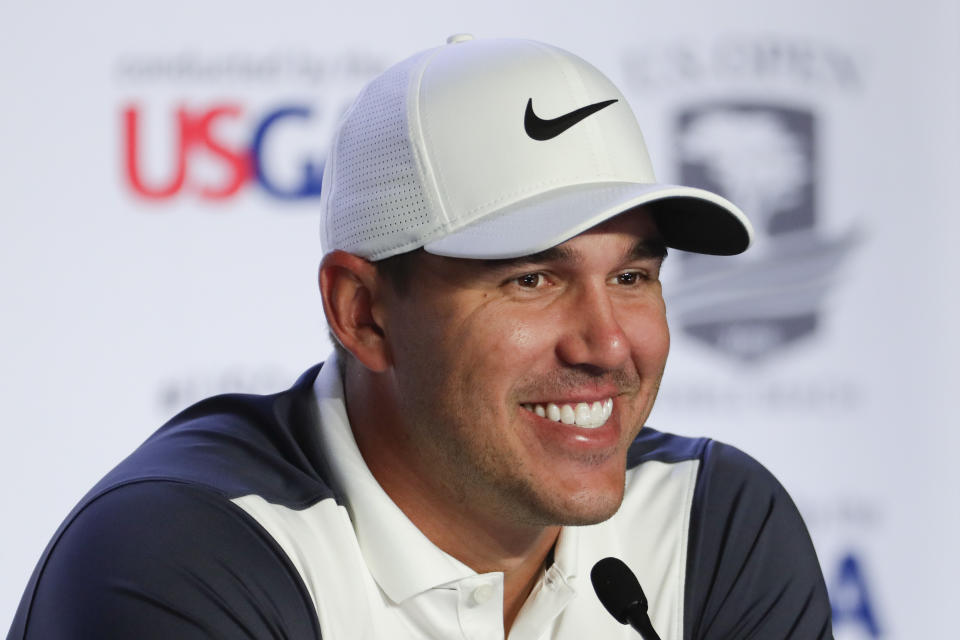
[252,106,324,199]
[830,552,881,637]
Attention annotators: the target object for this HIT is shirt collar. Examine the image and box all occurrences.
[313,355,476,603]
[553,525,580,585]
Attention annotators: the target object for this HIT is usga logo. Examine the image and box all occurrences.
[668,103,858,362]
[122,103,327,201]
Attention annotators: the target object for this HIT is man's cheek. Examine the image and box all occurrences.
[624,315,669,357]
[507,322,538,350]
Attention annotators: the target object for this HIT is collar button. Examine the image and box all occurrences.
[471,582,495,605]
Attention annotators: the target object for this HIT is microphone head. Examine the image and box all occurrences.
[590,557,649,624]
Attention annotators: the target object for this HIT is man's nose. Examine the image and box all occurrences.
[554,284,631,370]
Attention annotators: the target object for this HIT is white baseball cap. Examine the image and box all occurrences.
[320,35,753,260]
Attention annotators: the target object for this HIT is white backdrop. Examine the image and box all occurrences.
[2,1,958,637]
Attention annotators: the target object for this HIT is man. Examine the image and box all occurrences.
[9,36,832,639]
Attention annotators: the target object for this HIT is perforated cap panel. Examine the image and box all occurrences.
[323,51,439,260]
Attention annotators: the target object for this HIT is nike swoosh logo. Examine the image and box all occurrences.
[524,98,619,141]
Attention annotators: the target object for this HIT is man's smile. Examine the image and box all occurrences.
[520,398,614,429]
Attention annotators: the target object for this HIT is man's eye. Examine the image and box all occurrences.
[613,271,645,285]
[515,273,543,288]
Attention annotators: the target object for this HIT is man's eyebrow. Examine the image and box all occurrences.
[628,238,668,262]
[480,245,577,270]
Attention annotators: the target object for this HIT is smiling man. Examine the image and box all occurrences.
[9,36,832,640]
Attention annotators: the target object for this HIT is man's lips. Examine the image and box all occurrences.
[520,398,614,429]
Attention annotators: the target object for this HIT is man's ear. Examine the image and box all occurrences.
[319,250,391,373]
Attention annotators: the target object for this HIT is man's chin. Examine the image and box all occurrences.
[520,486,626,527]
[557,498,624,527]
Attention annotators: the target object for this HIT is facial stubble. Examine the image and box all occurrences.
[397,362,659,530]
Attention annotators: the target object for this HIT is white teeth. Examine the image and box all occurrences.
[575,403,591,425]
[546,403,560,421]
[590,401,603,424]
[523,398,614,429]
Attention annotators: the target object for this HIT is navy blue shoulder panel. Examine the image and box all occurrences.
[15,481,322,640]
[626,426,710,467]
[92,362,335,509]
[8,364,333,640]
[683,439,833,639]
[627,428,832,637]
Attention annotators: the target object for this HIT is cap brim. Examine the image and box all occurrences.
[424,181,753,259]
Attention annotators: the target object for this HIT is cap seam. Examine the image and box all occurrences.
[409,46,450,234]
[319,95,356,251]
[531,41,608,178]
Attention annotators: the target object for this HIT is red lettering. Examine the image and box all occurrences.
[123,104,188,199]
[123,103,251,200]
[191,106,251,200]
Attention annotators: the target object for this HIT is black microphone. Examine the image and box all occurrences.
[590,557,663,640]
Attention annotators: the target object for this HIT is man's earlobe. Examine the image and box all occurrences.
[319,251,391,373]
